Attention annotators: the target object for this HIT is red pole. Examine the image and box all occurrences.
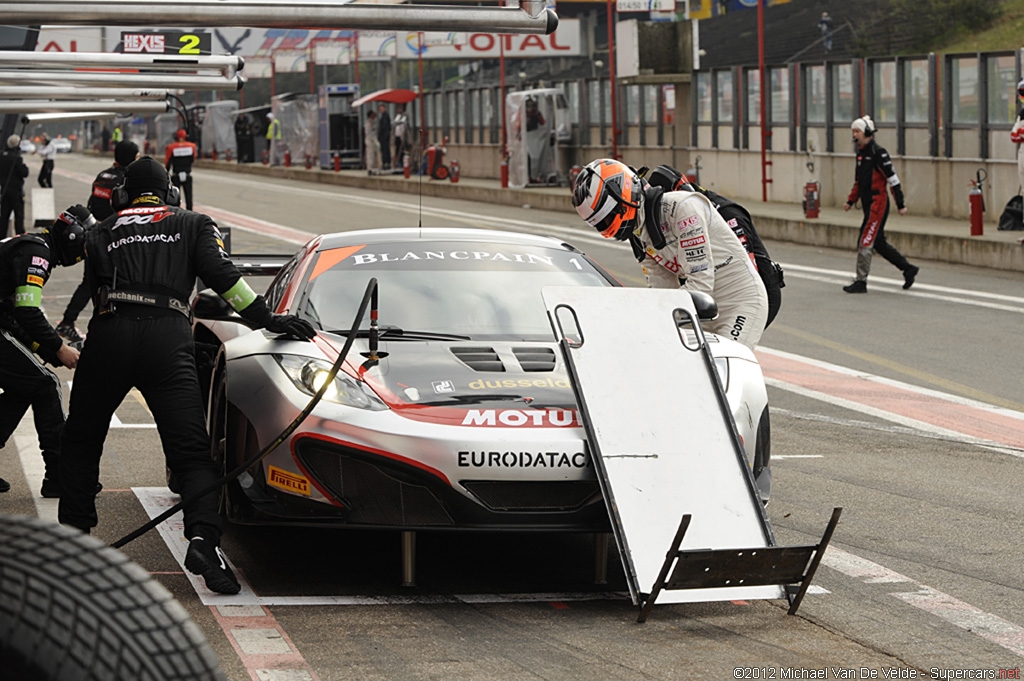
[500,36,506,159]
[418,32,425,148]
[607,0,618,160]
[758,0,768,202]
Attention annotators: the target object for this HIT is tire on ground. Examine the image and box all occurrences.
[0,514,226,681]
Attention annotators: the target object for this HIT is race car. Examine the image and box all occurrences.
[192,228,771,532]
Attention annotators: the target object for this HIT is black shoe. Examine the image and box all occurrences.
[55,322,84,343]
[41,479,101,499]
[185,537,241,595]
[903,265,919,289]
[0,477,10,493]
[843,280,867,293]
[40,477,60,498]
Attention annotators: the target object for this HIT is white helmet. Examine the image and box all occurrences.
[572,159,642,241]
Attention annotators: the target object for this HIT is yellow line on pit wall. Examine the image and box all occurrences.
[771,324,1024,413]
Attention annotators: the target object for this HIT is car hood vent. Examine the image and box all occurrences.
[512,347,556,372]
[451,346,505,372]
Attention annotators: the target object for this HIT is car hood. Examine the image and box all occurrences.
[357,339,582,427]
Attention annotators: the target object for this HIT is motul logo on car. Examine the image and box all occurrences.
[461,409,580,427]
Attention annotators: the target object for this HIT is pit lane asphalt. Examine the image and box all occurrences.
[2,153,1022,680]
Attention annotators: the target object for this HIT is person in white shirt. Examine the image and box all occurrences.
[36,134,56,188]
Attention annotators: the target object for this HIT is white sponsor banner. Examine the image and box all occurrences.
[394,18,580,59]
[617,0,676,10]
[36,26,103,53]
[273,50,308,73]
[313,42,352,65]
[357,31,397,60]
[245,56,273,79]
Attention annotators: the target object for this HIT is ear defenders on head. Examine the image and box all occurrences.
[110,178,181,210]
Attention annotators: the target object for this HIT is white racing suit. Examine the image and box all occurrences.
[637,190,768,350]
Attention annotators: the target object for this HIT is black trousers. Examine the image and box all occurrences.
[38,160,54,188]
[1,194,25,236]
[171,172,194,211]
[58,313,222,538]
[0,331,64,479]
[61,270,92,326]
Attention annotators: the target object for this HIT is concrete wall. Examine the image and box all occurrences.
[444,137,1020,222]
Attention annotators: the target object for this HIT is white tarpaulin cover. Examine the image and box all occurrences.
[202,100,239,157]
[272,94,319,166]
[542,286,783,606]
[506,88,570,188]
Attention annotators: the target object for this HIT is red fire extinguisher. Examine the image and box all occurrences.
[403,152,410,179]
[969,168,987,236]
[262,149,269,165]
[449,159,460,183]
[804,180,820,219]
[226,148,232,163]
[305,154,313,170]
[500,156,509,189]
[284,150,291,168]
[333,151,341,172]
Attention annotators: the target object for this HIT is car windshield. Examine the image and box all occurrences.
[301,239,612,341]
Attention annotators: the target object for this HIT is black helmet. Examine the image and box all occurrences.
[47,205,95,266]
[123,156,172,201]
[572,159,642,241]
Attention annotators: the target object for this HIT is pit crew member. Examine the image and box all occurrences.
[58,157,316,594]
[0,206,92,496]
[573,158,768,350]
[843,115,919,293]
[165,129,198,211]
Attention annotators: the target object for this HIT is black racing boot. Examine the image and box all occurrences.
[843,280,867,293]
[0,477,10,493]
[40,477,61,498]
[185,536,241,595]
[903,265,919,289]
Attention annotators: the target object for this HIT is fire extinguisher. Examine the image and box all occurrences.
[262,149,269,165]
[449,159,460,183]
[211,148,217,162]
[305,154,313,170]
[284,150,291,168]
[969,168,987,236]
[804,180,820,219]
[403,152,411,179]
[333,151,341,172]
[500,156,509,189]
[226,148,232,163]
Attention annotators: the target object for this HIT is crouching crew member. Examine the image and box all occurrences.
[165,129,198,211]
[58,157,316,594]
[573,158,768,350]
[0,206,92,495]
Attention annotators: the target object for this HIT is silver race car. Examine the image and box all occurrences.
[192,228,771,532]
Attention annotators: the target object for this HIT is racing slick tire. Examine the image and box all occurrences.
[0,514,226,681]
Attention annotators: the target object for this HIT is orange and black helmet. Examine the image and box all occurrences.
[572,159,642,241]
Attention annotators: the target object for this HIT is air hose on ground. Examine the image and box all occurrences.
[111,278,381,549]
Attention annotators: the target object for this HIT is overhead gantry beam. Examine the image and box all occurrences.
[0,0,557,34]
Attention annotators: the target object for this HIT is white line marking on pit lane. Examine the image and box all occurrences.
[771,455,825,459]
[824,546,1024,658]
[13,415,57,523]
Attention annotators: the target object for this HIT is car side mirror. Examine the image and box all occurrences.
[690,291,719,321]
[192,289,258,328]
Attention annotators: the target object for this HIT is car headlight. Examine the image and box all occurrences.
[274,355,387,410]
[714,357,730,391]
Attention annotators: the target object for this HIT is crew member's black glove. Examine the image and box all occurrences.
[266,314,316,341]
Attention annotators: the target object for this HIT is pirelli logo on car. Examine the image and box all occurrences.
[268,466,310,495]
